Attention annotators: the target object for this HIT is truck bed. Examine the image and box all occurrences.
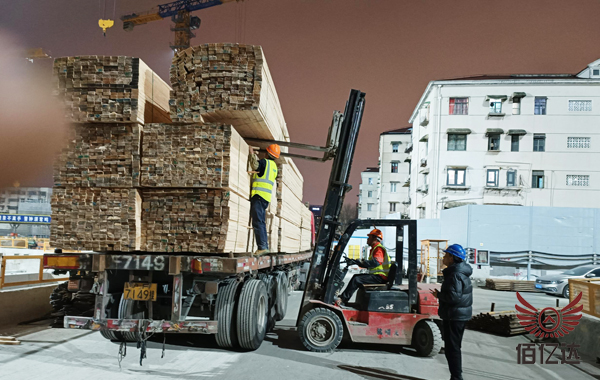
[70,251,313,275]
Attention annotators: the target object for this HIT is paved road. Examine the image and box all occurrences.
[1,289,599,380]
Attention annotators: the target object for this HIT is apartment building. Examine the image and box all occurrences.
[408,59,600,219]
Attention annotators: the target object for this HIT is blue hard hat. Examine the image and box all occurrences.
[444,244,467,260]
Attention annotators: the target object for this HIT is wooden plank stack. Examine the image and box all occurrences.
[53,56,171,124]
[51,48,313,255]
[51,187,142,252]
[53,123,141,188]
[169,43,289,142]
[485,279,536,292]
[466,310,527,336]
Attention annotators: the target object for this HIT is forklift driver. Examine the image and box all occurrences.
[336,228,391,305]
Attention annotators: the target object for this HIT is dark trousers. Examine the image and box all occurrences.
[340,274,386,302]
[442,320,466,380]
[251,195,269,250]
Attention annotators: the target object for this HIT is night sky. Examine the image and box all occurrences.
[2,0,600,205]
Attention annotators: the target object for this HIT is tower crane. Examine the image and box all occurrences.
[121,0,242,52]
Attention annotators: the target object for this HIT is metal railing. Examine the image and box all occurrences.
[569,278,600,319]
[0,255,68,289]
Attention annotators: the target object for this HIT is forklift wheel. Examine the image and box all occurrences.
[412,320,442,357]
[299,308,344,353]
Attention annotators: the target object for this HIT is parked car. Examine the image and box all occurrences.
[535,265,600,298]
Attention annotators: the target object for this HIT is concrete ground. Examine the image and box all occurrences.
[1,289,600,380]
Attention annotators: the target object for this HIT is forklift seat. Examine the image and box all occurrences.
[356,263,409,313]
[361,261,398,291]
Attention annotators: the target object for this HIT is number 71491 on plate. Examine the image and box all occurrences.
[124,283,158,301]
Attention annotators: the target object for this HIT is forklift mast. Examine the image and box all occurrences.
[298,89,366,311]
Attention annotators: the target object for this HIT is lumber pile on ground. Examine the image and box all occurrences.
[485,279,536,292]
[169,43,289,141]
[466,310,526,336]
[53,56,171,124]
[51,48,312,255]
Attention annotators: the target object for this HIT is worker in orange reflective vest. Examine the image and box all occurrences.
[248,144,280,256]
[337,228,391,305]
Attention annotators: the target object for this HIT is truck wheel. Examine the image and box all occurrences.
[274,272,288,321]
[298,308,344,353]
[412,320,442,357]
[236,279,268,351]
[215,279,241,349]
[117,296,147,342]
[99,294,127,342]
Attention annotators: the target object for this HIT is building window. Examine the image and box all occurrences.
[368,191,373,198]
[594,69,600,76]
[449,98,469,115]
[391,162,399,173]
[507,170,517,186]
[447,168,466,186]
[392,143,399,153]
[533,134,546,152]
[534,97,547,115]
[486,169,499,187]
[448,134,467,151]
[511,135,520,152]
[390,182,398,193]
[368,178,373,185]
[566,175,589,187]
[532,171,544,189]
[367,204,373,211]
[419,208,426,219]
[569,100,592,112]
[512,98,521,115]
[389,203,397,212]
[488,134,500,151]
[567,137,590,148]
[489,100,503,114]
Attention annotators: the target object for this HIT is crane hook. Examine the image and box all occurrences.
[98,19,115,37]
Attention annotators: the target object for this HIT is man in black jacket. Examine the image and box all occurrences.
[431,243,473,380]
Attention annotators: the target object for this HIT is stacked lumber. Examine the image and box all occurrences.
[300,205,313,252]
[466,310,526,336]
[169,43,289,141]
[486,279,536,292]
[53,123,141,188]
[50,187,141,252]
[140,123,250,196]
[53,56,171,124]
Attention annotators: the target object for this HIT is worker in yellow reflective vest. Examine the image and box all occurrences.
[337,228,391,305]
[248,144,280,255]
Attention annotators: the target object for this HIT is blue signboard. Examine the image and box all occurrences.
[0,214,51,224]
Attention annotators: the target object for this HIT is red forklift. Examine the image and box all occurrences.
[295,90,442,356]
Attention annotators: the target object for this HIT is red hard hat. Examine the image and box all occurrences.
[266,144,281,159]
[368,228,383,241]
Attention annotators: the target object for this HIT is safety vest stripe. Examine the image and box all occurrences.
[252,186,273,194]
[369,243,391,276]
[253,178,275,186]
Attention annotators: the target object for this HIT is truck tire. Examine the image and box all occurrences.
[274,272,288,321]
[99,294,126,342]
[298,308,344,352]
[215,279,241,349]
[117,296,147,342]
[236,279,268,351]
[412,320,442,357]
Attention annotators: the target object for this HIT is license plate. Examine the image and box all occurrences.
[124,283,157,301]
[535,284,542,289]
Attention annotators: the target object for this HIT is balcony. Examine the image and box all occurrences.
[404,153,411,162]
[417,185,429,194]
[420,158,427,167]
[403,176,410,187]
[419,114,429,126]
[404,143,413,154]
[483,187,524,205]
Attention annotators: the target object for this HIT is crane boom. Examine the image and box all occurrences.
[121,0,241,51]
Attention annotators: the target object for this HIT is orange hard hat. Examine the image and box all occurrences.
[367,228,383,241]
[266,144,281,159]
